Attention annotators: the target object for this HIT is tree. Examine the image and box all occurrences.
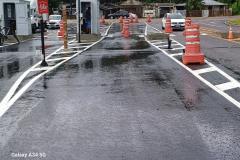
[49,0,61,11]
[186,0,203,10]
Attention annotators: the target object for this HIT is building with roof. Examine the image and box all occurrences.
[120,0,143,18]
[202,0,229,16]
[0,0,32,35]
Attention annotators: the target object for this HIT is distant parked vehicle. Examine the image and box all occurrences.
[108,10,129,19]
[129,13,137,18]
[46,15,62,29]
[30,0,40,33]
[162,13,185,31]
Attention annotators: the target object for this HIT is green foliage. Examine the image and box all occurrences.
[186,0,203,10]
[49,0,61,9]
[229,19,240,25]
[232,1,240,14]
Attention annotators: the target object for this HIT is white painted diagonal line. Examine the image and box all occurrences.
[145,23,240,109]
[194,67,216,75]
[215,82,240,91]
[0,23,115,118]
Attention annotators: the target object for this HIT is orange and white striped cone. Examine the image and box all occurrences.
[146,15,152,23]
[185,18,192,28]
[133,16,139,23]
[122,19,130,38]
[228,25,233,39]
[182,24,205,65]
[129,15,133,23]
[119,16,123,23]
[57,20,64,37]
[99,16,105,25]
[165,17,172,33]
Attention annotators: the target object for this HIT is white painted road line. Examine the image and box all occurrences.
[145,23,240,109]
[152,41,167,45]
[69,46,88,49]
[46,57,69,62]
[170,53,183,57]
[0,23,114,118]
[194,67,216,75]
[168,47,185,50]
[158,44,182,47]
[31,67,54,72]
[215,82,240,91]
[53,51,78,55]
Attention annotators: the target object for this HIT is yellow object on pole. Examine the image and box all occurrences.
[63,4,68,50]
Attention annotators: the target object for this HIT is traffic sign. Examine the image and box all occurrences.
[38,0,49,14]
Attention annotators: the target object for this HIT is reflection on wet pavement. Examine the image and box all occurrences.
[0,30,66,100]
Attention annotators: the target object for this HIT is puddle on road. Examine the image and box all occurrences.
[0,56,39,80]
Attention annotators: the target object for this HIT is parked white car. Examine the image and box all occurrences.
[162,13,185,30]
[46,15,62,29]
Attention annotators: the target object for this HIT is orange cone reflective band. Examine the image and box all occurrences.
[182,24,205,65]
[165,17,172,33]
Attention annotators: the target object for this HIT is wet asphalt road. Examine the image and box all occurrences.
[0,23,240,160]
[0,30,72,101]
[192,17,240,33]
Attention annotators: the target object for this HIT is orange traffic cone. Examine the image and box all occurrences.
[122,19,130,38]
[182,24,205,65]
[185,18,192,28]
[146,15,151,23]
[183,18,191,36]
[129,15,133,23]
[57,20,64,37]
[119,16,123,23]
[133,16,139,23]
[99,16,105,25]
[228,25,233,39]
[165,17,172,33]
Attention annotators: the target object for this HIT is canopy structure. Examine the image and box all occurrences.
[202,0,226,6]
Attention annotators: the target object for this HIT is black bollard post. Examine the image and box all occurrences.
[167,36,172,49]
[40,18,48,67]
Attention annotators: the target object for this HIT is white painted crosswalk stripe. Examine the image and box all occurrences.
[215,82,240,91]
[194,67,216,75]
